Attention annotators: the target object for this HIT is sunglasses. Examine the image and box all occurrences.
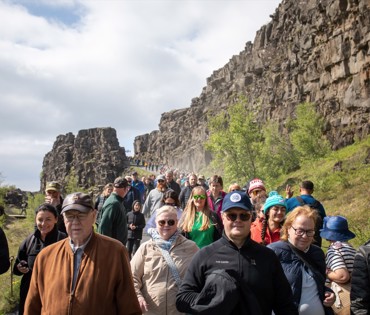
[157,180,165,183]
[157,219,176,227]
[193,194,206,200]
[225,212,251,222]
[250,189,263,196]
[165,202,176,206]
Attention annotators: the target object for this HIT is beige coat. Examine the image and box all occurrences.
[131,234,198,315]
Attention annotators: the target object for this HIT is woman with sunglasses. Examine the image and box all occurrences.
[251,191,286,245]
[179,186,222,248]
[131,205,198,314]
[13,203,67,315]
[144,190,183,233]
[268,206,335,315]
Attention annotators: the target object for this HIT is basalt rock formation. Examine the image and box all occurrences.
[134,0,370,172]
[41,127,129,192]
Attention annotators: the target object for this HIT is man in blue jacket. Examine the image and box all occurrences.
[176,190,298,315]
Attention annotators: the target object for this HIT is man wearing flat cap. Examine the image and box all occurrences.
[24,192,141,315]
[44,181,66,234]
[176,190,298,315]
[98,177,130,245]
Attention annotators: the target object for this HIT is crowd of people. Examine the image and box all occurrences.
[0,171,368,315]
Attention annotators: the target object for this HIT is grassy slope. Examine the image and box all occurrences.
[0,138,369,313]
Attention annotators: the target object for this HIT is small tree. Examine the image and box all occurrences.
[205,97,263,184]
[289,102,331,161]
[258,121,300,182]
[64,168,84,194]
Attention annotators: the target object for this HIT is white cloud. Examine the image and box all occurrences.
[0,0,280,191]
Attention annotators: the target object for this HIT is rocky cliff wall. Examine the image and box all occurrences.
[41,127,129,191]
[134,0,370,172]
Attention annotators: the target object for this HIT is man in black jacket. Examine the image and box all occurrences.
[0,227,10,275]
[176,190,298,315]
[351,239,370,315]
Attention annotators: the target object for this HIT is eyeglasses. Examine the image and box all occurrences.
[225,212,251,222]
[165,202,176,206]
[193,194,206,200]
[291,226,315,237]
[63,212,91,222]
[157,219,176,226]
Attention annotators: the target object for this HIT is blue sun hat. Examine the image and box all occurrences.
[263,191,287,214]
[320,216,356,242]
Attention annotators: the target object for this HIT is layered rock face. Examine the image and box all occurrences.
[41,127,129,191]
[134,0,370,172]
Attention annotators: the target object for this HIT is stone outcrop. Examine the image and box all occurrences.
[134,0,370,172]
[41,127,129,192]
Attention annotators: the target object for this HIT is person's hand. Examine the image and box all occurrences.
[138,297,148,313]
[323,291,335,307]
[285,185,293,199]
[17,260,30,274]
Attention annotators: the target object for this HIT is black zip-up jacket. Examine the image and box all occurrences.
[351,240,370,315]
[176,233,298,315]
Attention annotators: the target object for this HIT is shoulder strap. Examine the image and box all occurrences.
[154,241,182,287]
[296,196,305,206]
[287,242,325,283]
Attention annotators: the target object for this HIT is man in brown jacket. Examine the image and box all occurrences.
[24,192,141,315]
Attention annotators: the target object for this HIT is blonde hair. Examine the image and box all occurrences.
[178,186,212,232]
[280,206,318,241]
[156,205,178,218]
[228,183,241,192]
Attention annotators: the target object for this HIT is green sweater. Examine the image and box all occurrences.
[98,192,127,245]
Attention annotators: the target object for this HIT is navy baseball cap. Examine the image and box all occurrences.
[222,191,252,212]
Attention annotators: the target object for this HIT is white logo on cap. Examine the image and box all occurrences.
[230,193,241,203]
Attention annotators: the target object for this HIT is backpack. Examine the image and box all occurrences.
[295,196,323,247]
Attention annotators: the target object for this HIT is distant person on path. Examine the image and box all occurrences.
[131,172,145,202]
[207,175,226,221]
[197,174,209,190]
[124,176,141,213]
[94,183,113,227]
[166,170,181,196]
[127,201,146,260]
[131,205,198,314]
[24,192,141,315]
[98,177,130,245]
[247,178,268,205]
[14,204,67,315]
[143,177,155,200]
[179,173,198,209]
[176,190,298,315]
[0,227,10,275]
[143,174,169,217]
[286,180,327,246]
[44,181,66,234]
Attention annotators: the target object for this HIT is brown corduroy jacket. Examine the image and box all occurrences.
[24,232,141,315]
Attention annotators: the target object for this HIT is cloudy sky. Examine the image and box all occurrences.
[0,0,280,191]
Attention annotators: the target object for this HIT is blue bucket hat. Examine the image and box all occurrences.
[320,216,356,242]
[222,191,252,212]
[263,191,286,214]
